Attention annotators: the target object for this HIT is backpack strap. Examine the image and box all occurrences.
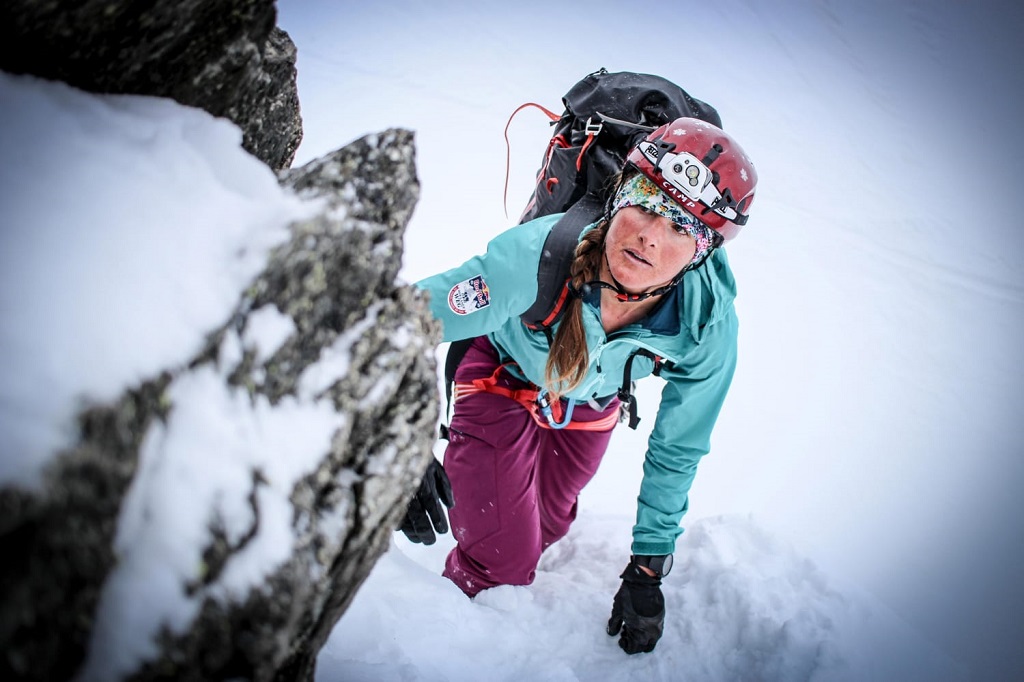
[520,193,605,330]
[439,337,475,440]
[444,194,600,438]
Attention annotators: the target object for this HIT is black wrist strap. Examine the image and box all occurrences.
[632,553,673,578]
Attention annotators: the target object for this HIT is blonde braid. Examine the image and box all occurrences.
[543,219,610,397]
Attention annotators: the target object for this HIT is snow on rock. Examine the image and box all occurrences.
[0,71,308,490]
[0,0,302,170]
[0,72,441,682]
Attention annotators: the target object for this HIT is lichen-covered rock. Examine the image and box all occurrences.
[0,0,302,170]
[139,128,440,682]
[0,378,174,682]
[0,129,441,682]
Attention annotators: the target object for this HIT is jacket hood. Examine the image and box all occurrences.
[680,247,737,345]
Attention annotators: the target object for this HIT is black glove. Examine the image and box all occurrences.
[606,560,666,654]
[398,458,454,545]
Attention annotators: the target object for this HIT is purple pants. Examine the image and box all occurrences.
[442,337,618,597]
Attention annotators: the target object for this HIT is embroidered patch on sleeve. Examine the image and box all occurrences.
[448,275,491,315]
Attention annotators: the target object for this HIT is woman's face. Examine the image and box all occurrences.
[603,206,697,294]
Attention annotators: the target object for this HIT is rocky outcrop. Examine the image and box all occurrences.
[0,130,441,681]
[0,380,174,682]
[0,0,302,170]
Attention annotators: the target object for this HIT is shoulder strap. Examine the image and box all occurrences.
[439,337,475,438]
[445,195,602,427]
[520,194,604,329]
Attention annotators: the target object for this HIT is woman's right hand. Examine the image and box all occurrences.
[398,458,455,545]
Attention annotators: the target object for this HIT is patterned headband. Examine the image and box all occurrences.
[612,174,717,268]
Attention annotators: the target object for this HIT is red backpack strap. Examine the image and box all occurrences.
[575,116,603,171]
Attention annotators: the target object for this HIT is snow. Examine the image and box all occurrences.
[278,0,1024,679]
[0,72,346,680]
[0,72,311,489]
[297,303,382,397]
[242,305,297,364]
[81,365,343,681]
[319,516,964,682]
[1,0,1022,679]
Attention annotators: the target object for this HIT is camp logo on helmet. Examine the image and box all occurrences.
[635,138,746,226]
[656,178,700,213]
[448,274,491,315]
[626,116,757,241]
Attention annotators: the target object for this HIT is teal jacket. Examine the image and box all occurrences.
[416,213,738,556]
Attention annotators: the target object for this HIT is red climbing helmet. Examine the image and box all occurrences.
[626,117,757,241]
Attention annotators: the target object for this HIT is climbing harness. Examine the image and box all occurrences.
[452,363,620,432]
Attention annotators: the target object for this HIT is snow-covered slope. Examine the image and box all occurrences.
[279,0,1024,678]
[320,515,964,681]
[2,0,1022,678]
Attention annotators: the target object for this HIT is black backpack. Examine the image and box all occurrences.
[514,68,722,330]
[444,69,722,428]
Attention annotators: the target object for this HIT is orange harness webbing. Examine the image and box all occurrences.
[453,363,619,432]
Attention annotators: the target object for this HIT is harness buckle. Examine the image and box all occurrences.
[536,390,576,430]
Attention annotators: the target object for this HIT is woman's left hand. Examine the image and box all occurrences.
[606,559,666,654]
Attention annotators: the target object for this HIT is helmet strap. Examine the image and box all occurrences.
[569,254,684,303]
[574,278,670,303]
[574,241,721,304]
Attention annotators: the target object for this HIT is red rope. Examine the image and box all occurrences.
[503,102,561,219]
